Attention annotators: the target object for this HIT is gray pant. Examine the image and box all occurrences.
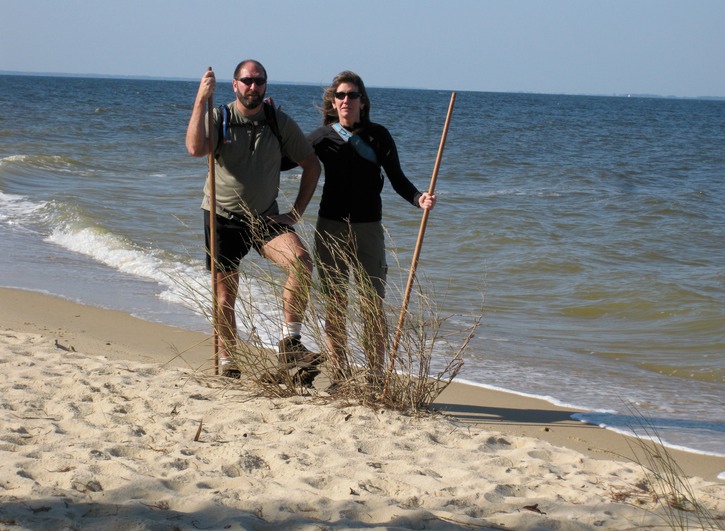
[314,217,387,298]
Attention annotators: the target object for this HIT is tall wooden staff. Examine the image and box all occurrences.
[385,92,456,391]
[206,67,219,375]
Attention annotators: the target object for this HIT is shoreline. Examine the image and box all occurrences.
[2,287,723,528]
[2,287,723,483]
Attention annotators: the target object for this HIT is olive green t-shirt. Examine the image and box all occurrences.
[201,102,313,217]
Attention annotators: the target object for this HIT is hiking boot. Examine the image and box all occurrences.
[293,367,320,388]
[278,336,322,369]
[220,358,241,379]
[222,368,241,379]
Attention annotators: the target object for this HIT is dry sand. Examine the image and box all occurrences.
[1,287,723,530]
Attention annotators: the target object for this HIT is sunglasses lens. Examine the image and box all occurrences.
[335,92,361,100]
[238,77,266,86]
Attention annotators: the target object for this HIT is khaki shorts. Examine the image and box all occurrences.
[314,217,387,298]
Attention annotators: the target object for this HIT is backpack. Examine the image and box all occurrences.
[215,100,298,171]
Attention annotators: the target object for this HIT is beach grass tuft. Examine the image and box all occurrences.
[179,208,476,412]
[618,402,724,530]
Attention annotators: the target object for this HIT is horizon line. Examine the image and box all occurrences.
[1,70,723,101]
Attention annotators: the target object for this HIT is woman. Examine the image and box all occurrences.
[308,71,436,387]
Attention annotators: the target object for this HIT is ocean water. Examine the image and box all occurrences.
[1,74,723,460]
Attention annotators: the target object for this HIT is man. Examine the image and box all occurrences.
[186,59,321,378]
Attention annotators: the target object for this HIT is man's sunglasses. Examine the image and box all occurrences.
[236,77,267,86]
[334,91,362,100]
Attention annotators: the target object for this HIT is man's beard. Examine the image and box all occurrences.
[237,89,265,110]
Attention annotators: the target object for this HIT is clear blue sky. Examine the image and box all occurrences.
[2,0,724,98]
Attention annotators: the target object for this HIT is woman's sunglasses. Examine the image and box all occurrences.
[334,91,362,100]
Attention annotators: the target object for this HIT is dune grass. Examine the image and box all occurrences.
[610,403,724,530]
[180,209,476,412]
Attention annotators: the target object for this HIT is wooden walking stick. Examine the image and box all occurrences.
[384,91,456,395]
[206,67,219,375]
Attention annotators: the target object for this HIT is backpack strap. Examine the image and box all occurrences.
[262,102,282,149]
[263,100,297,171]
[214,104,233,158]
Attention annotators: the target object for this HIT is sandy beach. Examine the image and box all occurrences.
[1,287,723,530]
